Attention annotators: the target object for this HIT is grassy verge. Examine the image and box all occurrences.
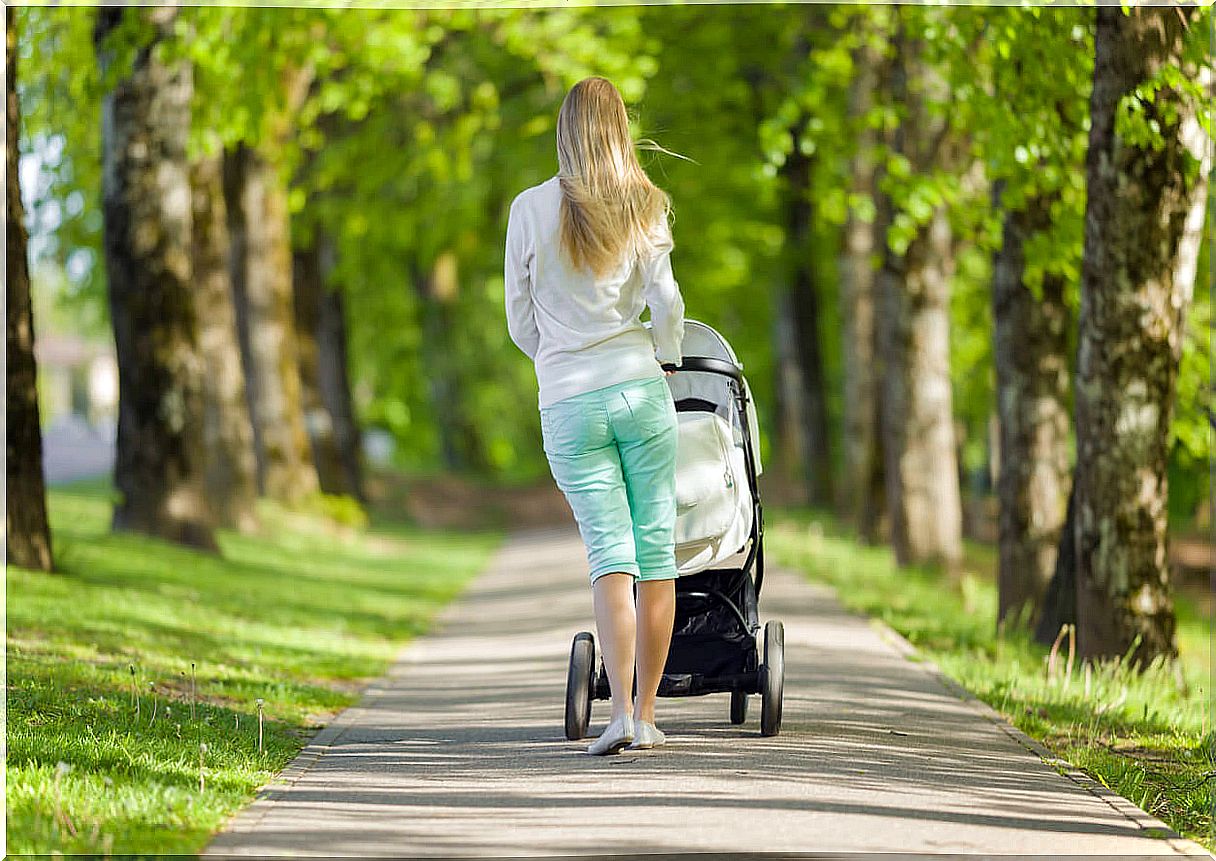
[6,479,500,855]
[767,508,1213,850]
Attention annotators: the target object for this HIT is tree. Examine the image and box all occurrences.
[972,9,1091,630]
[874,9,963,568]
[1035,485,1077,645]
[23,3,1212,527]
[223,135,320,504]
[293,225,364,499]
[95,6,215,549]
[411,250,484,472]
[1072,6,1211,663]
[6,6,54,572]
[777,143,833,507]
[190,147,259,532]
[751,6,859,508]
[839,34,884,538]
[992,196,1071,627]
[314,268,365,500]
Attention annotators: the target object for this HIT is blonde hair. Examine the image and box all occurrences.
[556,77,682,277]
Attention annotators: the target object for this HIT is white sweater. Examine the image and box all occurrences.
[504,175,685,408]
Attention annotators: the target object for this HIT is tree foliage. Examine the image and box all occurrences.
[17,4,1213,506]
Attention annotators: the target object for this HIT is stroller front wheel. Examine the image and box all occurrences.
[565,632,596,740]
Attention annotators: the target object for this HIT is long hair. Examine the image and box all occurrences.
[556,77,681,278]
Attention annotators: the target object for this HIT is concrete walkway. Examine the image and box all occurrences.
[42,417,115,485]
[205,528,1209,858]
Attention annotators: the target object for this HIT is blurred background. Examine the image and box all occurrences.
[10,2,1214,642]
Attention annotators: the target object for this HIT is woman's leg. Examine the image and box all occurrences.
[615,377,680,725]
[540,392,640,729]
[634,577,675,724]
[591,572,636,721]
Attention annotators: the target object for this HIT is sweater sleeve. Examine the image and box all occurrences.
[639,216,685,365]
[503,195,540,360]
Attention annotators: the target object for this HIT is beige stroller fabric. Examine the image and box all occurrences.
[656,320,762,576]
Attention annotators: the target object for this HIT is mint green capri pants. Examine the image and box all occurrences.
[540,375,680,584]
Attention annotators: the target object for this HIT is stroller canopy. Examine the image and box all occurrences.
[659,320,762,575]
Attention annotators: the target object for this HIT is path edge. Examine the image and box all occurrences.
[863,609,1214,859]
[199,533,514,857]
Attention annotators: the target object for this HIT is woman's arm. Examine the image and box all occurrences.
[640,216,685,365]
[503,195,540,360]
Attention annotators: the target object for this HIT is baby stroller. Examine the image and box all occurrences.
[564,320,785,738]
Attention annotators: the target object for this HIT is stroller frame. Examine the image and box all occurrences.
[564,337,786,738]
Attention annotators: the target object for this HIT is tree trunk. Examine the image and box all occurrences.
[293,231,364,499]
[414,252,481,473]
[293,239,343,494]
[840,39,881,534]
[316,270,366,501]
[190,151,259,533]
[781,146,833,508]
[222,141,319,504]
[1035,484,1077,646]
[1073,6,1209,664]
[6,7,54,571]
[992,194,1072,628]
[859,385,888,545]
[95,6,215,550]
[222,147,262,492]
[772,291,809,505]
[875,18,963,567]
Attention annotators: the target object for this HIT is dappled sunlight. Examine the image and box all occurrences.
[6,482,499,855]
[206,530,1185,857]
[11,1,1211,854]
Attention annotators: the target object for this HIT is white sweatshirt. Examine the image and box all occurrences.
[504,175,686,409]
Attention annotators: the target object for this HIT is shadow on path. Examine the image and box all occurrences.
[204,528,1201,858]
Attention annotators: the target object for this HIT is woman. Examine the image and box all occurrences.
[503,77,686,755]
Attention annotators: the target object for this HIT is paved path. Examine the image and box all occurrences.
[205,528,1209,858]
[42,418,115,485]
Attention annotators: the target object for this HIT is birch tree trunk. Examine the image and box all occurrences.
[992,194,1072,628]
[6,7,54,571]
[1072,6,1210,663]
[95,6,215,550]
[190,151,259,532]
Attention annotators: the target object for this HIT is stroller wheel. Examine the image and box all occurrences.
[729,689,749,725]
[565,632,596,740]
[760,620,784,737]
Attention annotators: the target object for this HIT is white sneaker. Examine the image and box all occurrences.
[627,719,666,750]
[587,714,635,755]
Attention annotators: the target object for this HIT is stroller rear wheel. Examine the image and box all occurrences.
[729,689,749,724]
[565,632,596,740]
[759,620,784,736]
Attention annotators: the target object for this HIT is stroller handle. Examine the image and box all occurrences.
[661,356,742,382]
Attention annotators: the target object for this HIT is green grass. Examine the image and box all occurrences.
[6,479,501,855]
[767,508,1213,850]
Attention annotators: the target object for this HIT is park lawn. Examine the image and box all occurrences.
[768,508,1213,851]
[6,479,501,855]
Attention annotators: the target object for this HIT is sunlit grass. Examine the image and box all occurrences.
[768,508,1213,850]
[6,479,501,855]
